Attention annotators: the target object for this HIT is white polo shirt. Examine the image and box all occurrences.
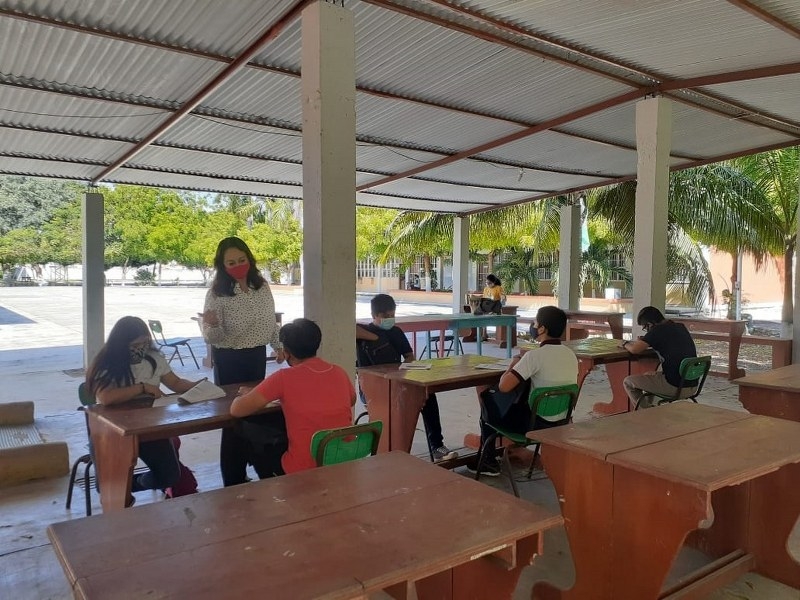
[512,342,579,421]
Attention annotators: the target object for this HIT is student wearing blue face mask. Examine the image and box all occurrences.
[356,294,457,462]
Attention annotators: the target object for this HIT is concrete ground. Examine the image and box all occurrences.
[0,286,797,599]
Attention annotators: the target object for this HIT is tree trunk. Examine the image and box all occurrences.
[782,247,793,329]
[423,254,431,292]
[727,251,738,320]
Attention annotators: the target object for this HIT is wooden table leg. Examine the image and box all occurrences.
[88,412,137,513]
[360,373,392,452]
[532,446,615,600]
[592,357,660,416]
[728,324,746,380]
[747,462,800,587]
[392,381,431,453]
[611,466,712,598]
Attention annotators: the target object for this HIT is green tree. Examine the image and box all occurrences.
[0,176,82,234]
[0,227,41,273]
[40,200,82,278]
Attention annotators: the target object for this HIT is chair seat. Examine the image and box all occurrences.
[161,337,190,346]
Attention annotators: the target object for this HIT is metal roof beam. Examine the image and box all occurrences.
[89,0,315,184]
[725,0,800,40]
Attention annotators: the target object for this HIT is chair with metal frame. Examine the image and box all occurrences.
[635,355,712,410]
[148,319,199,368]
[474,384,579,497]
[310,421,383,467]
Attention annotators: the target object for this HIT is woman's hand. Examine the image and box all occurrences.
[201,309,220,327]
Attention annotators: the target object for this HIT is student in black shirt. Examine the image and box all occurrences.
[356,294,457,461]
[620,306,698,409]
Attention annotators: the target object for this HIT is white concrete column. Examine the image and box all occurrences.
[792,172,800,358]
[632,96,672,334]
[82,191,105,368]
[301,1,355,372]
[452,216,469,313]
[558,203,581,310]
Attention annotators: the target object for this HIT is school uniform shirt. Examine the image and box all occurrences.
[509,342,579,421]
[130,350,172,386]
[202,284,281,351]
[642,320,698,387]
[253,356,354,474]
[482,285,506,301]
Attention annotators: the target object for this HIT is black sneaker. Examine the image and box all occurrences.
[466,458,501,477]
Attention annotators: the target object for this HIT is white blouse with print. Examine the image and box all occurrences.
[202,284,282,351]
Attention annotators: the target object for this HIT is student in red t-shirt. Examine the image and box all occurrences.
[231,318,356,475]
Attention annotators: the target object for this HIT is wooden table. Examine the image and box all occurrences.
[358,354,507,452]
[564,310,625,339]
[734,363,800,421]
[87,382,269,513]
[529,403,800,599]
[48,452,562,600]
[359,313,516,358]
[672,316,747,379]
[562,337,660,416]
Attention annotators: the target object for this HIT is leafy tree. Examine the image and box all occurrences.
[0,176,82,234]
[356,207,397,261]
[494,248,541,295]
[0,227,41,272]
[40,200,82,276]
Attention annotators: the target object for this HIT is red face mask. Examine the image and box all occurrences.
[225,262,250,280]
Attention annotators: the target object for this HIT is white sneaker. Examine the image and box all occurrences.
[432,446,458,462]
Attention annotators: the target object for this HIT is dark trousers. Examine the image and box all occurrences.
[213,345,273,486]
[421,394,444,450]
[479,391,562,462]
[132,439,181,491]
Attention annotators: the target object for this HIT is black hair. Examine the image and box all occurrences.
[533,305,568,338]
[279,318,322,359]
[210,236,265,297]
[370,293,396,316]
[486,274,501,286]
[637,306,665,328]
[86,316,156,395]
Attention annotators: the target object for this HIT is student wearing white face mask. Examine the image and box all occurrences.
[355,294,457,462]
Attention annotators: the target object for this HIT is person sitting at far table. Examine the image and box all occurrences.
[620,306,698,410]
[230,318,355,476]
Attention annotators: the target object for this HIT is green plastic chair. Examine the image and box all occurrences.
[310,421,383,467]
[635,355,712,410]
[66,383,97,515]
[475,383,579,497]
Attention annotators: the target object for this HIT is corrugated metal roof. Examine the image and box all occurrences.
[0,0,798,214]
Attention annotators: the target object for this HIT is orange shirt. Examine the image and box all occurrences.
[254,357,354,474]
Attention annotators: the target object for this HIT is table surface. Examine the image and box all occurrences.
[48,452,562,599]
[733,363,800,391]
[369,354,509,386]
[561,337,635,361]
[87,382,270,438]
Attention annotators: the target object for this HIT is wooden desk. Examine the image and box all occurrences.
[87,382,270,513]
[735,363,800,421]
[358,354,506,452]
[562,337,660,416]
[529,403,800,599]
[672,316,747,379]
[359,314,516,359]
[48,452,562,600]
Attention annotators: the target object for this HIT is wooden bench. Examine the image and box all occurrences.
[518,311,624,340]
[0,401,68,486]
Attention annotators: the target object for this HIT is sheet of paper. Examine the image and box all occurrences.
[399,363,432,370]
[152,394,179,408]
[474,358,513,370]
[177,380,226,403]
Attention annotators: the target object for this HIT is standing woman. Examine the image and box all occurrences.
[201,236,284,486]
[86,316,201,503]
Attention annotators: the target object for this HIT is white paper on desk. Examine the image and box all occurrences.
[177,380,226,403]
[399,363,432,370]
[152,395,179,407]
[474,358,513,370]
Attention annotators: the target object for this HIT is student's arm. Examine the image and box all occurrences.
[230,374,281,417]
[620,338,649,354]
[95,382,162,405]
[402,352,415,364]
[497,355,524,393]
[161,371,203,394]
[356,324,379,341]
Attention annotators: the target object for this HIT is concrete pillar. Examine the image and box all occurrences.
[632,96,672,334]
[558,203,581,310]
[82,191,105,368]
[301,1,356,372]
[452,216,469,313]
[792,172,800,358]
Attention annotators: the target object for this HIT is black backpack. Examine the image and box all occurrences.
[356,330,402,367]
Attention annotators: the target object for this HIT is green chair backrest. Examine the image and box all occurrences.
[679,356,711,383]
[310,421,383,467]
[78,382,97,407]
[528,384,580,421]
